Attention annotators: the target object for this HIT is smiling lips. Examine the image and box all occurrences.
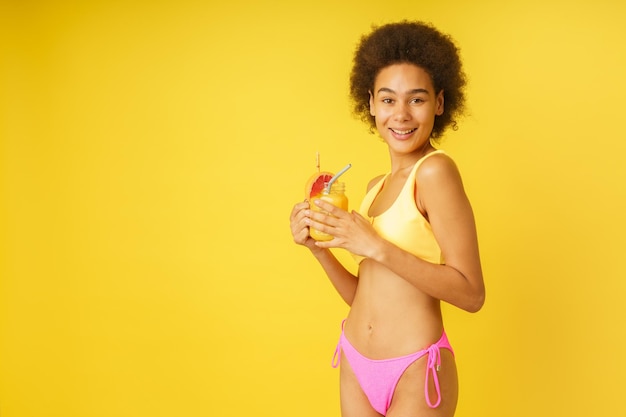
[390,127,417,137]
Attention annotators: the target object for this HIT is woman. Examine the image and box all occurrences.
[290,21,485,417]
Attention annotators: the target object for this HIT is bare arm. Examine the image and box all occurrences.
[309,247,359,306]
[290,201,358,305]
[310,155,485,312]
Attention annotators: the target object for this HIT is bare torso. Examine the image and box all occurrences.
[345,253,444,359]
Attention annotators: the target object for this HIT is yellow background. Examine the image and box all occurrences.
[2,0,625,416]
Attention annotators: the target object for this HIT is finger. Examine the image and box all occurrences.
[290,201,310,221]
[291,208,308,226]
[314,238,340,249]
[291,200,310,212]
[294,228,310,244]
[293,214,313,237]
[312,199,345,216]
[351,210,372,226]
[292,215,313,237]
[308,210,340,228]
[308,218,344,241]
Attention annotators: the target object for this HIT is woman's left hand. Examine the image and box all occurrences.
[305,199,383,258]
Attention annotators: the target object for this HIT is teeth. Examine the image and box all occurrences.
[392,128,416,134]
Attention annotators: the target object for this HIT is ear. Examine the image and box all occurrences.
[435,90,444,116]
[369,90,375,116]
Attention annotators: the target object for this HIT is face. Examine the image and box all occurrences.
[369,63,444,156]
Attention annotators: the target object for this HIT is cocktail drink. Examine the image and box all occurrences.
[303,153,351,242]
[309,182,348,241]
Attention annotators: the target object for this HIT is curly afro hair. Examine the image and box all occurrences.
[350,21,467,140]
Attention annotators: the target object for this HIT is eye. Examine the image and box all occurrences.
[382,98,394,104]
[410,97,425,104]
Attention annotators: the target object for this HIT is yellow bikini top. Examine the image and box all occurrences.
[353,150,446,265]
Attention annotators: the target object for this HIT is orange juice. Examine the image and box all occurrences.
[310,182,348,241]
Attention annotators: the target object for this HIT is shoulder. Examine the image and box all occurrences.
[415,152,471,218]
[366,174,385,192]
[415,152,466,205]
[416,151,463,186]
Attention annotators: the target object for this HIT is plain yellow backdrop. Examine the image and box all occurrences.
[2,0,626,416]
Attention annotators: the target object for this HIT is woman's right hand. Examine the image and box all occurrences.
[290,200,320,252]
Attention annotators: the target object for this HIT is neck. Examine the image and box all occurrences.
[389,141,435,174]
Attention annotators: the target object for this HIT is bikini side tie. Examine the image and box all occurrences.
[331,319,347,368]
[424,343,443,408]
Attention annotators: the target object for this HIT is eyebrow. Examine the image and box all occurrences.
[376,87,430,95]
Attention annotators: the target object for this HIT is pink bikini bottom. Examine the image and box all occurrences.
[332,323,454,415]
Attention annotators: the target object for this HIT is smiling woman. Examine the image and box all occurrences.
[290,21,484,417]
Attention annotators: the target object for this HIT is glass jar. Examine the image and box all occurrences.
[310,182,348,241]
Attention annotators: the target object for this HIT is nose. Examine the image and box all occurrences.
[393,102,411,121]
